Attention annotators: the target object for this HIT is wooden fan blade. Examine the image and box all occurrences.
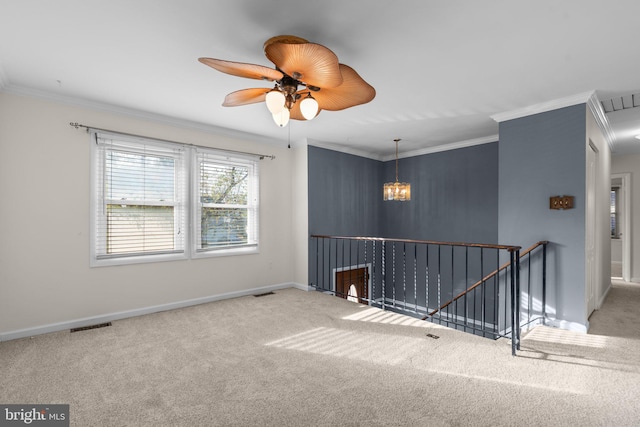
[198,58,283,81]
[264,40,343,88]
[222,88,268,107]
[313,64,376,111]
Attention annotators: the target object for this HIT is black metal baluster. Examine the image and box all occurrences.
[542,242,547,325]
[335,239,339,296]
[363,239,367,304]
[392,242,396,307]
[403,242,407,310]
[528,251,532,326]
[494,248,499,337]
[425,244,430,317]
[382,241,386,311]
[437,245,442,325]
[464,247,468,333]
[481,247,485,337]
[414,244,418,314]
[510,250,516,356]
[515,249,521,351]
[372,240,377,308]
[450,245,454,328]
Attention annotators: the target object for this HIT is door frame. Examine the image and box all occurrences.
[611,172,631,282]
[586,141,598,317]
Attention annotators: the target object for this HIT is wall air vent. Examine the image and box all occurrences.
[254,291,275,297]
[70,322,112,333]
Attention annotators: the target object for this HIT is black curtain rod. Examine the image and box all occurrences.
[69,122,276,160]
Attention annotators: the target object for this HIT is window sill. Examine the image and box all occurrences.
[191,245,259,259]
[90,252,188,268]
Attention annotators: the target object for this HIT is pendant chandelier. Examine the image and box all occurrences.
[383,139,411,201]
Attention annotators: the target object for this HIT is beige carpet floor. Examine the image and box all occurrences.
[1,280,639,426]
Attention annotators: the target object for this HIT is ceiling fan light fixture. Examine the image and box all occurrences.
[265,88,285,114]
[200,35,375,127]
[272,108,290,127]
[300,93,319,120]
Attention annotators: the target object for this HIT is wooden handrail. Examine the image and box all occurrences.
[311,234,521,252]
[421,241,548,319]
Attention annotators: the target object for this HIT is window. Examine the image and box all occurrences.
[611,187,619,238]
[91,132,259,266]
[193,148,258,256]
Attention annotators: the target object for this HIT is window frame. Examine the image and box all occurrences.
[191,148,259,259]
[611,186,620,239]
[90,131,260,267]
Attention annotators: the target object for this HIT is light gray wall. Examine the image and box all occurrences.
[498,104,587,328]
[0,92,296,338]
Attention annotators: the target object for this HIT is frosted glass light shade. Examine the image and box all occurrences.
[300,96,319,120]
[383,182,411,201]
[272,108,290,127]
[266,90,286,114]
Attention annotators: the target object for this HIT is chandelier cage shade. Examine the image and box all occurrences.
[383,139,411,201]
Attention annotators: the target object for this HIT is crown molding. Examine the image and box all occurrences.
[307,139,385,161]
[586,92,615,151]
[1,84,287,147]
[383,135,499,162]
[491,91,596,123]
[309,134,499,162]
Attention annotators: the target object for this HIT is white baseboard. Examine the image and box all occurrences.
[544,318,589,333]
[0,282,308,342]
[598,283,612,309]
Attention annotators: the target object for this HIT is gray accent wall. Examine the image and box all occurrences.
[308,143,500,242]
[308,142,501,301]
[308,145,383,237]
[382,144,499,244]
[498,104,587,327]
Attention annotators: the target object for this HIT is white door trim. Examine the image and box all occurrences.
[611,172,631,282]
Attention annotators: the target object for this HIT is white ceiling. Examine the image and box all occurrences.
[1,0,640,159]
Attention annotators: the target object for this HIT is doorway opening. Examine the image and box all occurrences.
[611,173,631,282]
[334,266,370,305]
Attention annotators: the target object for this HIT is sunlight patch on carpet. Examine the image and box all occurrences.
[523,326,608,348]
[265,327,426,365]
[342,307,447,329]
[419,369,588,395]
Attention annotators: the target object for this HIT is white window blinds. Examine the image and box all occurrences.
[93,132,187,260]
[194,149,258,252]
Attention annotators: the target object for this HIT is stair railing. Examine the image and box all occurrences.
[309,235,548,356]
[426,241,548,319]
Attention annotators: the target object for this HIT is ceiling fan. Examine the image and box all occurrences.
[198,35,376,127]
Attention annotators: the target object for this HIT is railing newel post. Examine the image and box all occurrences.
[515,249,521,351]
[542,241,547,326]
